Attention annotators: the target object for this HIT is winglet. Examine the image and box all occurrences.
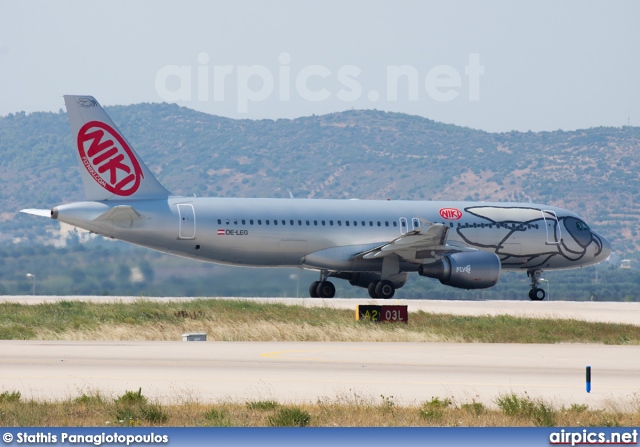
[64,95,171,201]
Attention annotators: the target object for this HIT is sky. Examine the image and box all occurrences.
[1,0,639,132]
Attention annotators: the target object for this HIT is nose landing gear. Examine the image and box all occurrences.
[527,270,546,301]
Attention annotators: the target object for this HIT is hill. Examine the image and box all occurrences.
[2,103,639,256]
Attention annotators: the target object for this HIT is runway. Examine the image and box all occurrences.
[2,297,640,409]
[2,340,640,409]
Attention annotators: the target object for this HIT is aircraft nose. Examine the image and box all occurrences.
[592,230,612,261]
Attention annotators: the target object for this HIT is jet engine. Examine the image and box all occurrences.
[418,251,501,289]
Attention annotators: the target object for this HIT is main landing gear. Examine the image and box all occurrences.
[527,270,546,301]
[307,271,397,299]
[309,270,336,298]
[367,280,395,299]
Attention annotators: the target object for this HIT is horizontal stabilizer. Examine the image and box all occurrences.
[20,208,51,218]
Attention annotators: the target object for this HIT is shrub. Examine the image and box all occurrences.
[74,393,105,405]
[0,391,21,403]
[139,404,169,424]
[115,388,147,405]
[246,400,279,411]
[204,408,230,426]
[496,393,556,426]
[419,397,452,421]
[461,401,486,416]
[268,407,311,427]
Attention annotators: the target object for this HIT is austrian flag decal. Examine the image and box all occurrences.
[77,121,144,196]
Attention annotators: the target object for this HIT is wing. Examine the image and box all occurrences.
[357,220,475,262]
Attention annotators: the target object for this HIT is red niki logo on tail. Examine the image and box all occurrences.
[77,121,144,196]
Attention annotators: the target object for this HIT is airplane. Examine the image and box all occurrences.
[22,95,612,300]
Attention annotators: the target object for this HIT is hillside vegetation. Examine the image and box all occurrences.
[3,104,639,251]
[1,104,639,297]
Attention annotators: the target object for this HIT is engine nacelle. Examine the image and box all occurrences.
[347,272,381,288]
[418,251,501,289]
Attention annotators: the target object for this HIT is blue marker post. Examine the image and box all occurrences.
[586,366,591,393]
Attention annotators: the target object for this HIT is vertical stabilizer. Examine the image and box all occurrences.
[64,95,171,201]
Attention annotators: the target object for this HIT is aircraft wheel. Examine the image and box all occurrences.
[528,288,546,301]
[368,282,379,298]
[309,281,320,298]
[375,280,395,299]
[317,281,336,298]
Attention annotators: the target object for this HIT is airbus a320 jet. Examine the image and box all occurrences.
[22,96,612,300]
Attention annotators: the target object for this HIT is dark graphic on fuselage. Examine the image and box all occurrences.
[456,206,604,270]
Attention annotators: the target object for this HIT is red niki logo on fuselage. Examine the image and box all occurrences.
[77,121,144,196]
[439,208,463,220]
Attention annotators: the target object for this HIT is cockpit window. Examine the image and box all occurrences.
[565,217,592,248]
[575,220,590,231]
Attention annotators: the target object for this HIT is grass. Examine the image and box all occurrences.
[0,389,637,427]
[496,393,557,426]
[2,298,636,427]
[0,298,639,344]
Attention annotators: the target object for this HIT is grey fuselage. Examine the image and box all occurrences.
[52,196,610,274]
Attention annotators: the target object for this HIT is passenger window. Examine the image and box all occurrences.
[314,220,318,226]
[385,221,389,227]
[274,220,278,226]
[369,221,373,226]
[338,221,342,226]
[250,219,254,225]
[306,220,310,226]
[377,221,381,227]
[242,219,246,225]
[361,221,365,226]
[234,219,237,225]
[217,219,221,225]
[330,220,334,226]
[258,220,262,225]
[393,222,397,227]
[322,220,326,226]
[353,221,357,226]
[346,221,350,227]
[290,220,294,225]
[225,219,230,225]
[266,220,270,225]
[298,220,302,225]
